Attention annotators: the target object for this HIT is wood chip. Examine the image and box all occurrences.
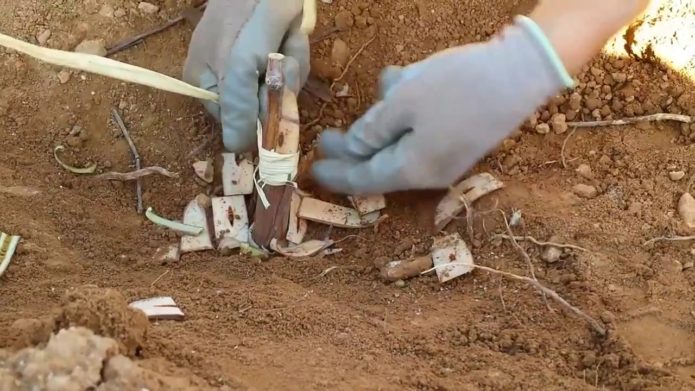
[153,244,180,263]
[298,197,380,228]
[348,195,386,216]
[180,199,213,253]
[431,233,474,283]
[193,160,213,183]
[271,239,334,258]
[287,191,308,244]
[221,153,254,195]
[378,255,433,282]
[435,173,504,231]
[129,296,184,321]
[212,196,249,251]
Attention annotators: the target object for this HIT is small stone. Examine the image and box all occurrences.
[331,38,350,68]
[57,70,71,84]
[678,193,695,229]
[541,236,562,264]
[582,351,597,369]
[535,123,550,134]
[576,164,593,179]
[335,10,354,30]
[626,202,641,217]
[551,113,568,134]
[669,171,686,181]
[74,39,107,56]
[612,72,627,83]
[586,97,601,110]
[569,93,582,110]
[195,193,211,209]
[99,4,115,18]
[138,1,160,14]
[114,8,127,18]
[36,29,51,46]
[573,184,598,199]
[394,280,406,288]
[683,260,694,271]
[66,136,82,147]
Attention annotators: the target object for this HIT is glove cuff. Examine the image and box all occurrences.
[514,15,576,89]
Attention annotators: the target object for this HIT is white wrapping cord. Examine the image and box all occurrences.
[254,119,299,209]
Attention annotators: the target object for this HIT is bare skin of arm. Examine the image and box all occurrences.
[531,0,652,75]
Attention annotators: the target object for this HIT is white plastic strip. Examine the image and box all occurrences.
[0,32,219,102]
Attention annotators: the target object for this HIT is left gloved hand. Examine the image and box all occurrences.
[183,0,310,153]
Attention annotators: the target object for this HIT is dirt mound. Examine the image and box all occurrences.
[7,287,148,357]
[0,327,208,391]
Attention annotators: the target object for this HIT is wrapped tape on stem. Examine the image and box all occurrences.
[253,119,299,208]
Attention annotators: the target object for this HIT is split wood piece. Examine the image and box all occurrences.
[221,153,254,195]
[180,199,213,253]
[129,297,185,321]
[193,159,213,184]
[252,53,301,249]
[212,196,249,251]
[431,233,475,283]
[153,244,181,263]
[378,255,434,282]
[349,195,386,216]
[298,197,380,228]
[287,191,308,245]
[271,239,334,258]
[435,173,504,232]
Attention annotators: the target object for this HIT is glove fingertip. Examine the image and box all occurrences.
[311,159,352,194]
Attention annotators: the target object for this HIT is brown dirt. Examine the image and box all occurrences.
[1,0,695,389]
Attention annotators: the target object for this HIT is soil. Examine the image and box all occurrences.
[2,0,695,389]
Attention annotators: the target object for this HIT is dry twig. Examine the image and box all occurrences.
[150,269,170,287]
[332,34,377,87]
[94,166,178,181]
[561,127,577,169]
[643,235,695,247]
[111,109,143,214]
[567,113,691,128]
[494,234,590,252]
[106,2,208,57]
[422,262,606,336]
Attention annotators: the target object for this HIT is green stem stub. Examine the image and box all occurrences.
[145,207,203,236]
[53,145,97,174]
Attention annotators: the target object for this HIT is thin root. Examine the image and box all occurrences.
[422,262,607,336]
[494,234,590,252]
[94,166,178,181]
[561,127,578,169]
[643,235,695,247]
[567,113,691,128]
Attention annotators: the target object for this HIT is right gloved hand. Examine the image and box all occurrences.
[312,16,575,195]
[183,0,310,153]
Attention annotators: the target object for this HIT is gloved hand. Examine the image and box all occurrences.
[312,16,575,195]
[183,0,310,153]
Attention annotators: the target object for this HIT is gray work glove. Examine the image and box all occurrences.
[183,0,310,153]
[312,16,575,195]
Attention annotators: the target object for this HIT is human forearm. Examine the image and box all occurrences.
[530,0,652,75]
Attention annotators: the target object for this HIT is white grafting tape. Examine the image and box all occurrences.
[254,119,299,209]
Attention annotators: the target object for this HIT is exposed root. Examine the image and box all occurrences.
[561,127,578,169]
[94,167,178,181]
[643,235,695,247]
[494,234,590,252]
[567,113,691,128]
[422,262,607,336]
